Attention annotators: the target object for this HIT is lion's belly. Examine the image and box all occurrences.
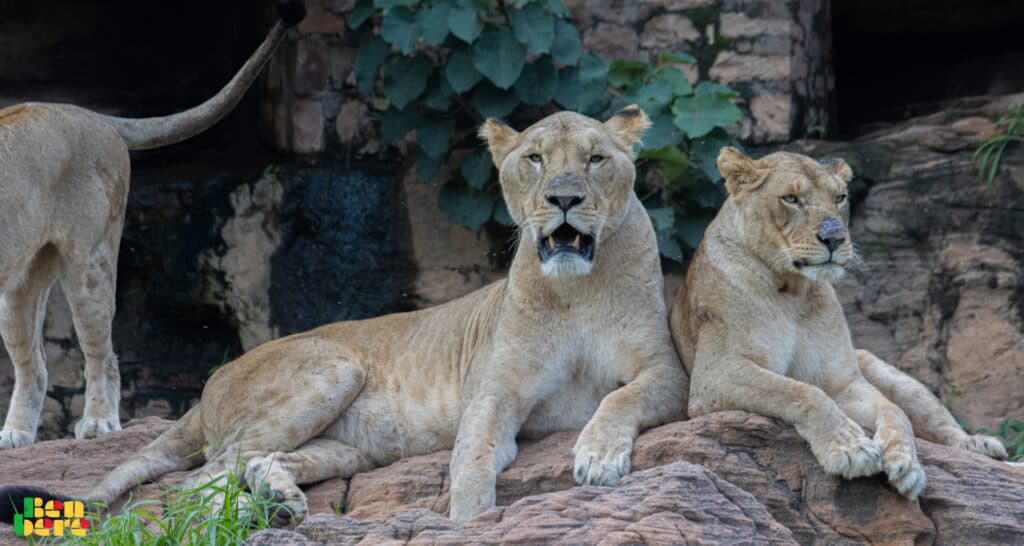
[324,382,461,466]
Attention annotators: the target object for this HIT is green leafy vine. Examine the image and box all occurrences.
[351,0,743,263]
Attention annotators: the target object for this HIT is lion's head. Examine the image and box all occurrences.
[479,105,650,278]
[717,147,854,282]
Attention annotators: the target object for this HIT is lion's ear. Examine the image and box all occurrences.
[819,157,853,183]
[717,146,765,196]
[479,118,520,167]
[604,104,651,150]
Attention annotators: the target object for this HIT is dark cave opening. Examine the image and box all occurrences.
[832,0,1024,133]
[0,0,276,181]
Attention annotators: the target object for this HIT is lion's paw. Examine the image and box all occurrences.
[0,429,34,449]
[960,434,1008,460]
[572,426,632,487]
[74,416,120,440]
[883,447,926,501]
[814,418,883,479]
[258,485,308,528]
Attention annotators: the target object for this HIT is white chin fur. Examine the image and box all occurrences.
[798,263,845,282]
[540,253,593,278]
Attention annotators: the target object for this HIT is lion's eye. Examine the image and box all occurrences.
[527,153,543,163]
[588,154,605,164]
[781,194,800,205]
[835,194,848,204]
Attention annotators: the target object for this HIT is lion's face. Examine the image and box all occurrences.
[480,106,650,278]
[717,147,854,282]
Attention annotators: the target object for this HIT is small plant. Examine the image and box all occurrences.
[973,104,1023,185]
[978,419,1024,462]
[351,0,743,263]
[31,469,287,546]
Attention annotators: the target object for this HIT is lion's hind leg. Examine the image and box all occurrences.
[60,237,122,439]
[243,438,370,527]
[856,349,1007,460]
[196,355,368,527]
[0,246,59,448]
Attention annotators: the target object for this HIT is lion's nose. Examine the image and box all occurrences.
[546,194,585,212]
[817,217,846,252]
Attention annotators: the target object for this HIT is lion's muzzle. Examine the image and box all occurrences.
[538,223,595,264]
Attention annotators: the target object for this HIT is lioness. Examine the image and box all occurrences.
[2,106,686,526]
[0,1,305,448]
[671,147,1007,500]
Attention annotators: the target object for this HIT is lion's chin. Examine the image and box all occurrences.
[796,262,846,283]
[540,253,594,278]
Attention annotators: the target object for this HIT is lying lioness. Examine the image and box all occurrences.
[0,1,306,448]
[671,147,1006,499]
[1,106,686,526]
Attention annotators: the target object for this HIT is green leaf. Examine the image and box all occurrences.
[493,201,514,225]
[349,0,374,29]
[417,153,444,184]
[423,75,454,111]
[417,2,451,45]
[461,150,493,189]
[381,7,419,56]
[553,67,580,109]
[509,3,555,53]
[448,3,482,43]
[656,67,693,96]
[656,230,684,262]
[697,81,739,98]
[624,81,673,115]
[439,179,495,232]
[380,107,419,143]
[642,114,683,150]
[608,59,647,87]
[474,28,527,89]
[354,36,388,95]
[417,115,455,159]
[444,47,483,93]
[578,52,608,82]
[374,0,419,7]
[648,207,675,230]
[641,145,690,181]
[677,215,712,249]
[671,82,743,138]
[514,56,558,105]
[660,52,697,65]
[550,19,581,65]
[690,133,735,181]
[473,82,520,118]
[547,0,570,18]
[382,54,433,110]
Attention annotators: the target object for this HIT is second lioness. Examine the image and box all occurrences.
[672,147,1006,501]
[74,106,687,525]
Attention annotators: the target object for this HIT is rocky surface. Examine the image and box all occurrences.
[791,92,1024,431]
[3,413,1022,545]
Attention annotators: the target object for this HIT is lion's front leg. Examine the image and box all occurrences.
[448,394,521,523]
[690,339,882,480]
[573,350,687,487]
[833,376,926,500]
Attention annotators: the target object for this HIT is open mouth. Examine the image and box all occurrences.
[537,223,595,263]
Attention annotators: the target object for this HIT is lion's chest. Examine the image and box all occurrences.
[759,295,853,387]
[517,323,627,439]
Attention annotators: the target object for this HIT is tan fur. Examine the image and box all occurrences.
[0,21,293,448]
[671,148,1007,501]
[88,106,688,526]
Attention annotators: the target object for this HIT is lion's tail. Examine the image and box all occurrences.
[0,404,206,523]
[101,0,305,151]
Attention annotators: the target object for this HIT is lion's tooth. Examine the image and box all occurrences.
[572,234,581,249]
[548,236,556,249]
